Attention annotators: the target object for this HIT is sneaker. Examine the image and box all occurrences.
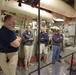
[59,55,62,58]
[25,67,29,71]
[44,60,49,64]
[52,62,55,64]
[29,63,33,66]
[52,61,55,64]
[58,60,61,63]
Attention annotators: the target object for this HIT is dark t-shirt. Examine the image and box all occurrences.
[0,26,18,53]
[40,32,49,46]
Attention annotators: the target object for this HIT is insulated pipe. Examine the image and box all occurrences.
[40,0,76,18]
[0,0,53,21]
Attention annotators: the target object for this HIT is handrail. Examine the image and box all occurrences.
[29,50,76,75]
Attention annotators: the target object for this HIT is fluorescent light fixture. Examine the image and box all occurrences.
[15,27,20,29]
[53,18,64,21]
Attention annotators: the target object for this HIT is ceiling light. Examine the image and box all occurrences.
[53,18,64,22]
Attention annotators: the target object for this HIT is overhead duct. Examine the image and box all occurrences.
[40,0,76,18]
[0,0,53,21]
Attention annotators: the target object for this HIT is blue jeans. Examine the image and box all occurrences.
[52,45,60,62]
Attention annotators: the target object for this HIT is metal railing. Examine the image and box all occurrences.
[29,0,76,75]
[29,51,76,75]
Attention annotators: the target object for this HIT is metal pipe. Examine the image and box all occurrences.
[37,0,40,75]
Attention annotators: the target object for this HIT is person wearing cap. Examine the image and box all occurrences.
[0,15,21,75]
[52,28,63,64]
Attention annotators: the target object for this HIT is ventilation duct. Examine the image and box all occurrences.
[0,0,53,21]
[40,0,76,18]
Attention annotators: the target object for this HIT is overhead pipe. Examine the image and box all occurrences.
[40,0,76,18]
[0,0,53,21]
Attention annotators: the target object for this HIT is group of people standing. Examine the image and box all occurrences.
[0,14,63,75]
[21,26,49,71]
